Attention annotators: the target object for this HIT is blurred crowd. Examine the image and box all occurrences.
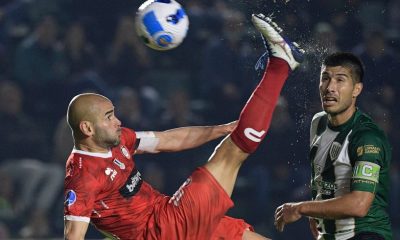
[0,0,399,239]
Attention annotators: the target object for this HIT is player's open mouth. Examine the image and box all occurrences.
[323,97,337,105]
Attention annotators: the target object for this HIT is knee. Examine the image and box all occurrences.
[211,136,249,164]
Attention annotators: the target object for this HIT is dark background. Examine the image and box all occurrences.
[0,0,398,239]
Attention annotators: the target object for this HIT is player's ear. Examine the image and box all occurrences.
[80,121,94,136]
[352,82,363,98]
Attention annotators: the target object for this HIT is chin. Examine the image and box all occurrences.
[322,107,339,116]
[323,106,333,112]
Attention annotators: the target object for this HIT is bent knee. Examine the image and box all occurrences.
[211,136,249,163]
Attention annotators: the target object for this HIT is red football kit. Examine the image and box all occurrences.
[64,127,252,239]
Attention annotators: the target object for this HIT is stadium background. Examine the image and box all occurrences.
[0,0,398,238]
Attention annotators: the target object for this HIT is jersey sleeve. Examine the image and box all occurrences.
[121,127,137,155]
[135,131,160,153]
[64,162,101,222]
[349,129,385,193]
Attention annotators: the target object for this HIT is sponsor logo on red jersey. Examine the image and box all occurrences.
[119,168,143,198]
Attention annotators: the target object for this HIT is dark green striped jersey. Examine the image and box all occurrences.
[309,109,392,240]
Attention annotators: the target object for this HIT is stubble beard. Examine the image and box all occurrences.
[323,101,353,119]
[95,130,121,149]
[104,137,120,148]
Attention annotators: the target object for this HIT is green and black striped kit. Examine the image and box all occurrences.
[309,110,392,240]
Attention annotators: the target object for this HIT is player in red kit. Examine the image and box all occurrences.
[64,14,304,240]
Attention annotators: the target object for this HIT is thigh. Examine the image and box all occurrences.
[211,216,253,240]
[152,167,234,240]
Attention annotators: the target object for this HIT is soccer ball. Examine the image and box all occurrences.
[135,0,189,51]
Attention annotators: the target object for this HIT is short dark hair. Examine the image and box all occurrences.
[322,52,364,83]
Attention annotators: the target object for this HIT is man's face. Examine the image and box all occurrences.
[319,65,361,116]
[92,100,122,148]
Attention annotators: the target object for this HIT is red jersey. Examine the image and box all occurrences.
[65,127,253,240]
[64,128,164,239]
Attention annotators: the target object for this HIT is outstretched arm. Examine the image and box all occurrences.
[274,190,374,232]
[136,121,237,154]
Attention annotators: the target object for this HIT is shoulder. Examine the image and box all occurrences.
[121,127,136,139]
[350,112,388,146]
[65,154,108,195]
[310,111,327,139]
[310,111,327,130]
[66,153,104,181]
[311,111,327,123]
[120,127,138,154]
[347,111,391,165]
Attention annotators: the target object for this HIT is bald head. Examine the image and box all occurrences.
[67,93,111,134]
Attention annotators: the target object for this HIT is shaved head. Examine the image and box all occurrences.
[67,93,111,135]
[67,93,122,150]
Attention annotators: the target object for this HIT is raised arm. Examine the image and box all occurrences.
[136,121,237,154]
[64,220,89,240]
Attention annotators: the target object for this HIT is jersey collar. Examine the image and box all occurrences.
[72,148,112,158]
[327,108,360,132]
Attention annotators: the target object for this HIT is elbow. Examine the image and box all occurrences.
[345,191,374,218]
[353,209,369,218]
[351,205,370,218]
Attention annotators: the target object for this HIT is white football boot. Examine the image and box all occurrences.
[252,13,305,70]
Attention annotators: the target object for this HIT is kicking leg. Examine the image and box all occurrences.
[204,13,305,197]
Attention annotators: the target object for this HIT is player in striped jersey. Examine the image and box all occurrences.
[274,52,392,239]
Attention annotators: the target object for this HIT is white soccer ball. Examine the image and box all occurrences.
[135,0,189,51]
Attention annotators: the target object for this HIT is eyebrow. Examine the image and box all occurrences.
[321,72,349,78]
[105,109,114,116]
[335,73,349,77]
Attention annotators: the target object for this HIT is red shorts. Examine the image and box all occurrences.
[145,167,252,240]
[212,215,254,240]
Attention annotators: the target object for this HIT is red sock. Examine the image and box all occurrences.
[230,57,290,153]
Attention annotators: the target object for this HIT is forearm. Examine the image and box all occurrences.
[298,191,373,219]
[298,198,356,219]
[155,124,233,152]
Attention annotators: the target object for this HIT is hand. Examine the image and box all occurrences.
[309,218,319,239]
[274,202,302,232]
[221,121,238,134]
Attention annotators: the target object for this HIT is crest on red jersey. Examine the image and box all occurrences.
[120,146,130,159]
[113,158,126,170]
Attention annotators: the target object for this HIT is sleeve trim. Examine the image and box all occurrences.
[64,215,90,223]
[136,131,159,153]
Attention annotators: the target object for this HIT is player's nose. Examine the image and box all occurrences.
[325,80,337,92]
[115,117,122,127]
